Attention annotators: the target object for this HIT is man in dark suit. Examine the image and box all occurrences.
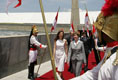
[66,31,74,46]
[91,35,101,64]
[65,31,74,73]
[80,32,91,72]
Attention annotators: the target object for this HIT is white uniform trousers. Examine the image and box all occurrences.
[29,50,38,64]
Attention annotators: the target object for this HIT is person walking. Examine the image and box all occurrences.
[71,0,118,79]
[53,30,68,79]
[68,32,86,77]
[80,32,91,71]
[65,31,74,72]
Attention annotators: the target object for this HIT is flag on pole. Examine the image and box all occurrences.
[70,22,75,32]
[85,12,89,28]
[92,24,96,34]
[92,23,98,37]
[85,11,90,36]
[14,0,21,8]
[87,28,89,37]
[6,0,22,13]
[51,7,60,32]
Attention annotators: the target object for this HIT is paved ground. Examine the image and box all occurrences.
[1,61,52,80]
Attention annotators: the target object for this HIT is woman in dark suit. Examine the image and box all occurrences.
[68,32,86,77]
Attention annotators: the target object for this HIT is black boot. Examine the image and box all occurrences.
[31,62,35,79]
[28,66,31,79]
[28,63,35,80]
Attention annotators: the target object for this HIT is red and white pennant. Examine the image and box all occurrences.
[6,0,21,13]
[51,7,60,32]
[70,22,75,32]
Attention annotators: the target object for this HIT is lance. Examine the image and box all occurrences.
[38,0,58,80]
[84,4,91,25]
[36,48,46,78]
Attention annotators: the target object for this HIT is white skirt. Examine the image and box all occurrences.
[29,50,38,64]
[55,53,65,72]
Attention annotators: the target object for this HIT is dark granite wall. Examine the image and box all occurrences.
[0,33,60,78]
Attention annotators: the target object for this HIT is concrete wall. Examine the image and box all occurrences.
[0,23,91,33]
[0,33,63,78]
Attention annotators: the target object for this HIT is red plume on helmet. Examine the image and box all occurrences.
[102,0,118,17]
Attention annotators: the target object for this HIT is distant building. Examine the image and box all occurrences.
[0,11,100,30]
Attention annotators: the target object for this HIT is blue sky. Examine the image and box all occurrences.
[0,0,105,12]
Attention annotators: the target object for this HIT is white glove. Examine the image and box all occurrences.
[42,45,47,48]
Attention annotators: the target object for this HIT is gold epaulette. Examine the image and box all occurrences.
[101,47,118,66]
[101,51,111,66]
[112,48,118,66]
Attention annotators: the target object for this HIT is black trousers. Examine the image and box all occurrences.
[28,61,37,79]
[84,52,89,72]
[68,51,73,73]
[93,47,101,64]
[68,60,73,73]
[28,62,34,78]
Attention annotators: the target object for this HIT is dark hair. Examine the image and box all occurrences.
[82,32,86,35]
[54,30,64,41]
[28,28,33,50]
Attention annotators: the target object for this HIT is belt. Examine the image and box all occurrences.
[30,48,37,51]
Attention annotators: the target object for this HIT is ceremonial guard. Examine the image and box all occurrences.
[71,0,118,79]
[28,25,47,80]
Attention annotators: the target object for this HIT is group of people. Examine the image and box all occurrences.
[27,25,89,80]
[71,0,118,79]
[27,0,118,80]
[53,29,104,79]
[27,25,107,80]
[53,30,87,79]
